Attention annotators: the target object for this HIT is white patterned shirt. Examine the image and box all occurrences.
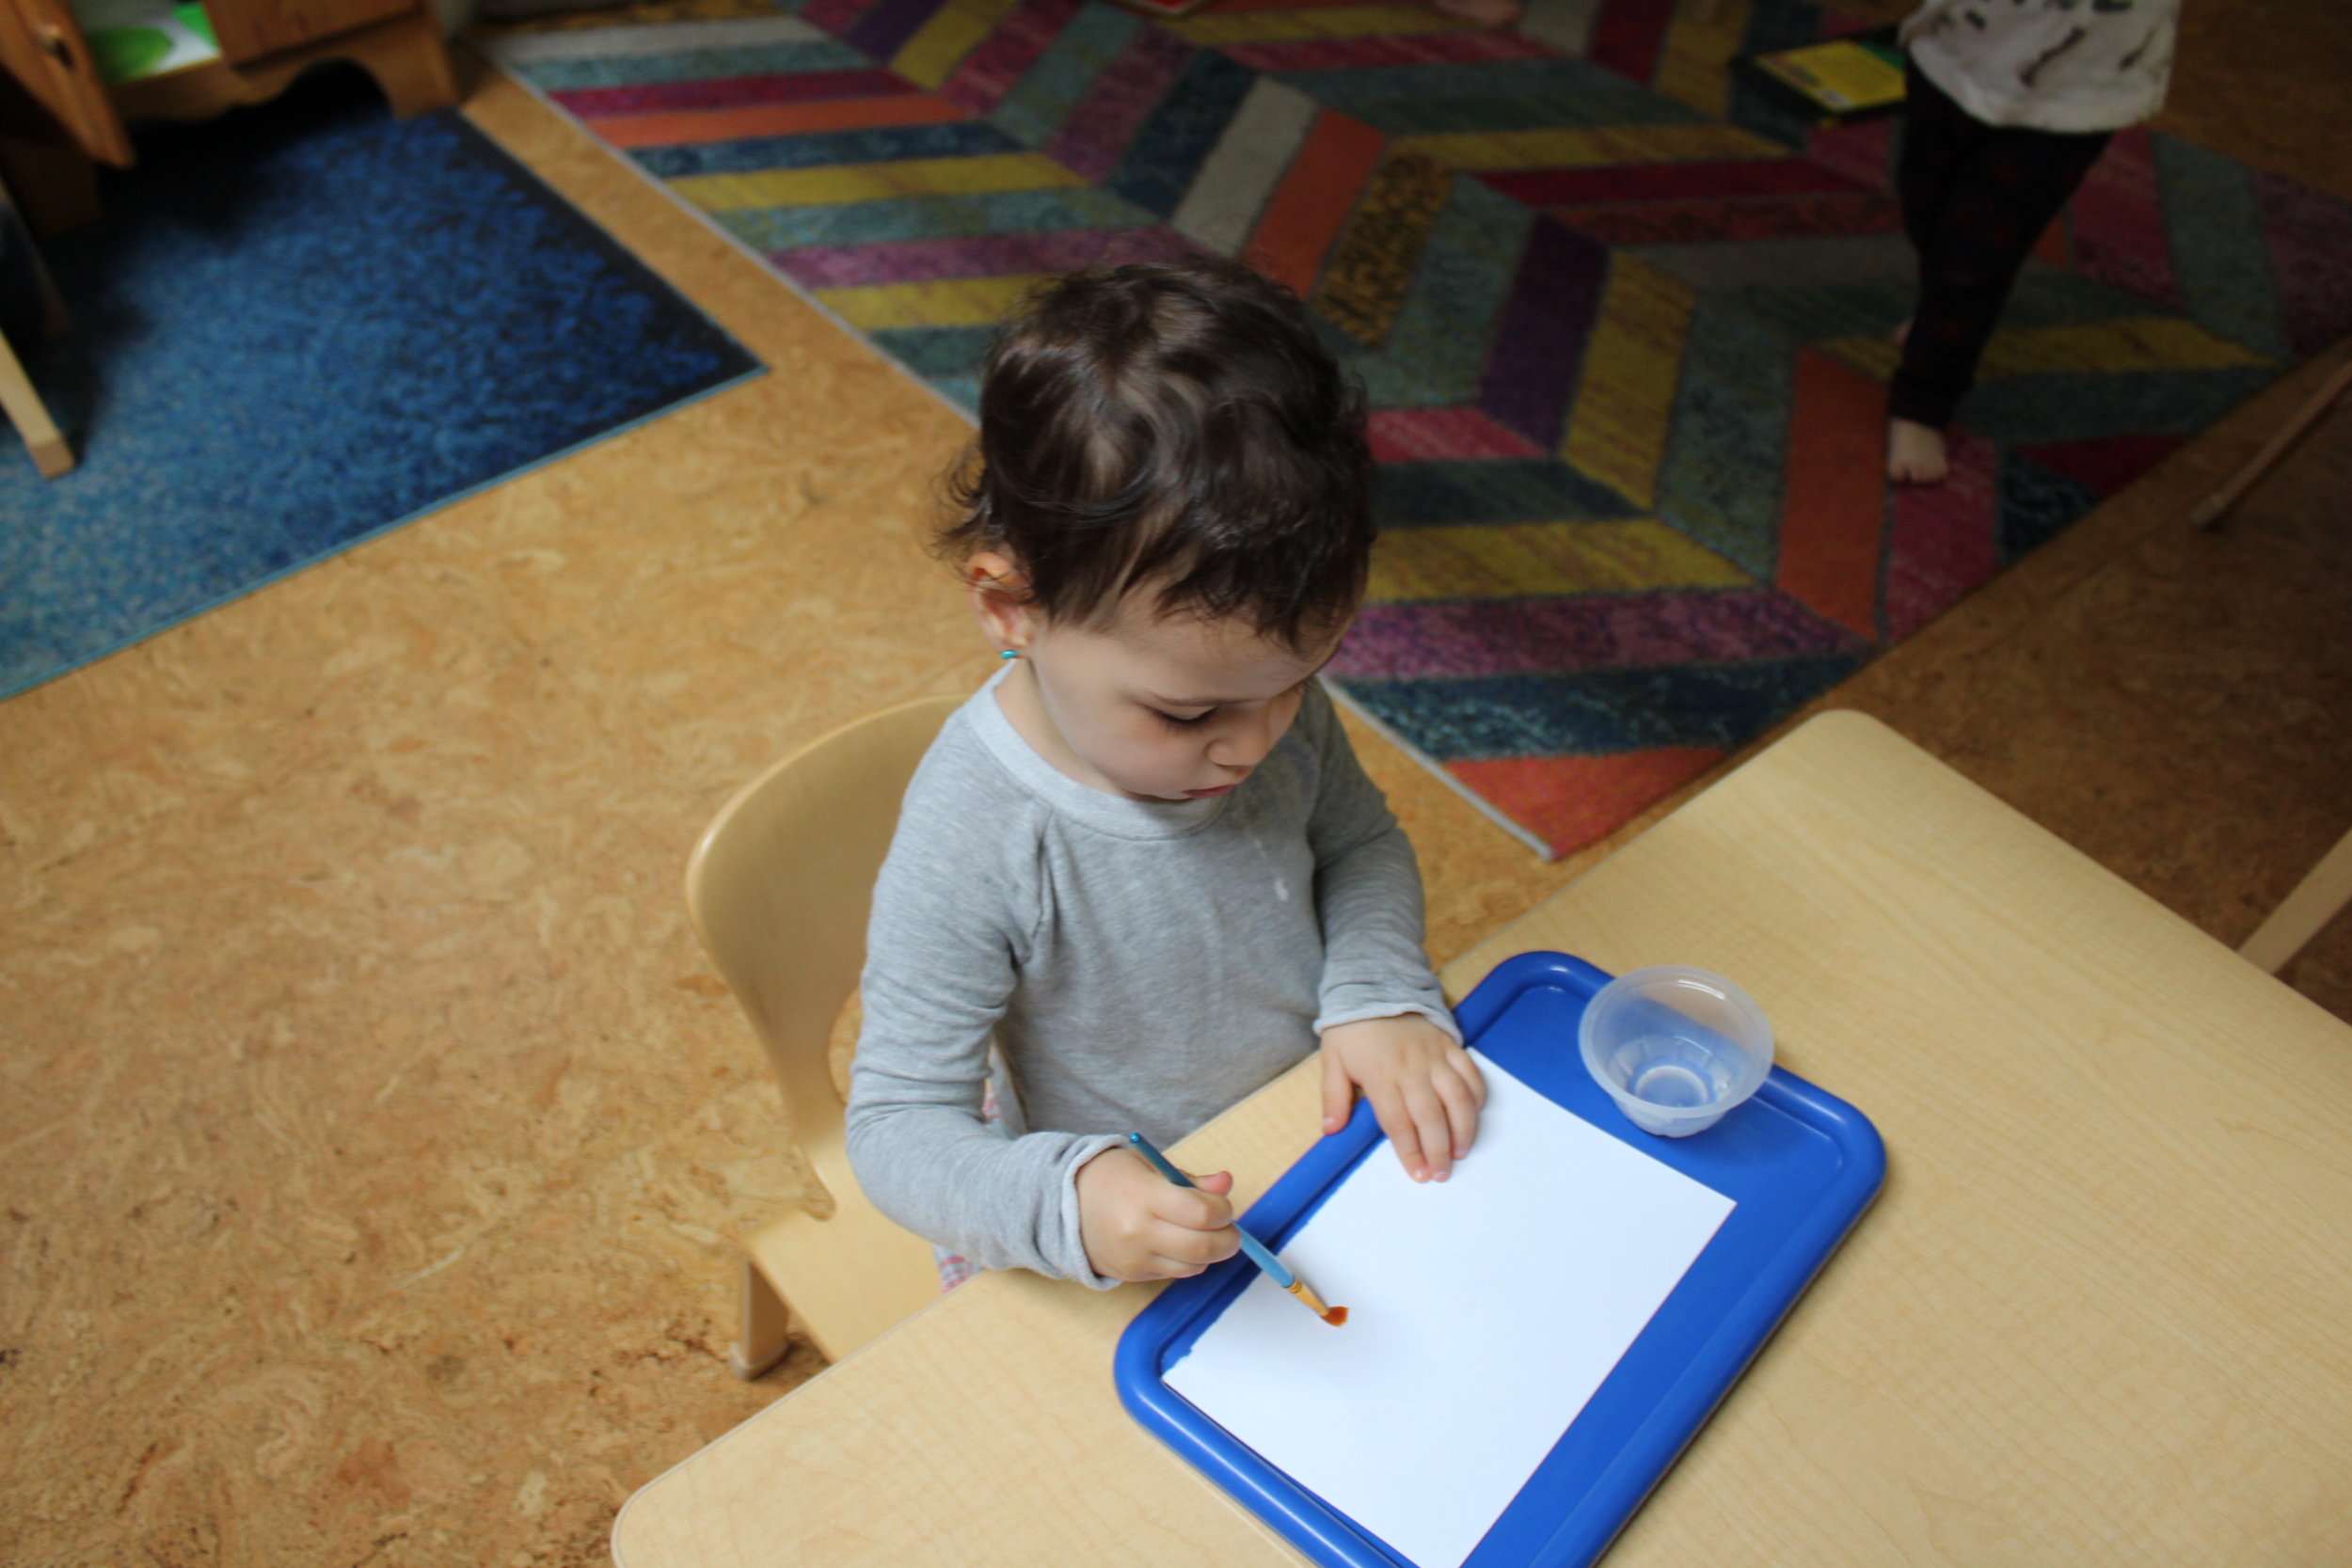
[1903,0,2181,133]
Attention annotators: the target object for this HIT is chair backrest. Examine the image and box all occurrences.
[685,694,961,1213]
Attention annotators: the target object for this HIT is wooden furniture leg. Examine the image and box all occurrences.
[2190,356,2352,530]
[2241,826,2352,974]
[0,328,72,477]
[2,159,74,478]
[732,1257,795,1381]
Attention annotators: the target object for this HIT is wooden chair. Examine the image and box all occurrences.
[685,694,962,1376]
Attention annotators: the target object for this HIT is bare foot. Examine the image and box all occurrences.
[1887,418,1948,484]
[1429,0,1523,24]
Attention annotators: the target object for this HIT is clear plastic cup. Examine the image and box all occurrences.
[1579,965,1774,1137]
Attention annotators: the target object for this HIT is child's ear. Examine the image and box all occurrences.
[966,551,1034,653]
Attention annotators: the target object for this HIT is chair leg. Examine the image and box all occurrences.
[2190,357,2352,530]
[730,1256,795,1381]
[2240,825,2352,974]
[0,332,72,479]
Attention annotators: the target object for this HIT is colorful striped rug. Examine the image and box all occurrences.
[485,0,2352,856]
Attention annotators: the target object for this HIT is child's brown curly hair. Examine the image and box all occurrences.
[940,258,1374,649]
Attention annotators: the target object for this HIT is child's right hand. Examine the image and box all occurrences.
[1075,1147,1242,1283]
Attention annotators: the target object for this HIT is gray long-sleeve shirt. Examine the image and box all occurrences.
[845,668,1455,1288]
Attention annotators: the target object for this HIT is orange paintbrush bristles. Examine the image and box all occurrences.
[1286,1275,1348,1326]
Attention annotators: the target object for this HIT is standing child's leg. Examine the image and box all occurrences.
[1895,57,1983,280]
[1889,62,2111,483]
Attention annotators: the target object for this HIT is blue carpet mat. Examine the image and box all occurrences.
[0,67,761,700]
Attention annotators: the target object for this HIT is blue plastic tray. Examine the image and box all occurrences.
[1116,951,1885,1568]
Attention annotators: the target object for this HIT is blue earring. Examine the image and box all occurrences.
[1000,649,1020,660]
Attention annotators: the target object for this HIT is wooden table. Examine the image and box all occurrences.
[614,712,2352,1566]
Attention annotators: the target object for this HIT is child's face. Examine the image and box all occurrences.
[980,567,1348,802]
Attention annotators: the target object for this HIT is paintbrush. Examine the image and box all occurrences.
[1124,1132,1348,1326]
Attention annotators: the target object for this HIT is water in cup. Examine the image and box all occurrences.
[1626,1043,1719,1109]
[1579,966,1774,1137]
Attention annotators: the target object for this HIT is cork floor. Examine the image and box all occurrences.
[5,9,2349,1563]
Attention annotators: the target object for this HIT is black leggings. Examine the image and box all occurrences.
[1891,59,2113,430]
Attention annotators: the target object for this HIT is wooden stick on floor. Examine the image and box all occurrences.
[2190,356,2352,530]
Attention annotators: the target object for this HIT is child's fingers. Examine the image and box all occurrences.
[1451,1044,1487,1106]
[1435,1060,1482,1162]
[1149,1216,1241,1270]
[1150,1180,1234,1233]
[1321,1048,1354,1135]
[1371,1085,1428,1181]
[1401,1080,1456,1181]
[1143,1222,1251,1278]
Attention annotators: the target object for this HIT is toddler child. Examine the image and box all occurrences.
[1889,0,2181,483]
[845,259,1484,1289]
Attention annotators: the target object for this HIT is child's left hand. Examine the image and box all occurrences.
[1319,1014,1485,1183]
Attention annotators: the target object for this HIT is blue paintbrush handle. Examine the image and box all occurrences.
[1124,1132,1295,1289]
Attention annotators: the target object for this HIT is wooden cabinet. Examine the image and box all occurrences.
[207,0,418,65]
[0,0,134,165]
[0,0,456,181]
[0,0,458,477]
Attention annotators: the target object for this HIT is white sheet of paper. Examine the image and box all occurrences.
[1163,1059,1735,1568]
